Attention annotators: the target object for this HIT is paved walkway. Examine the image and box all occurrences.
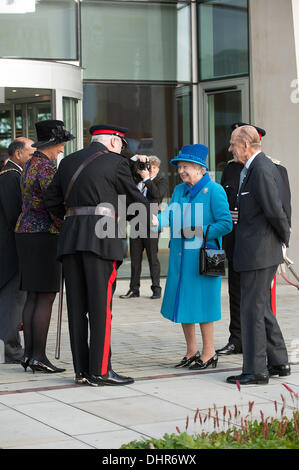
[0,278,298,449]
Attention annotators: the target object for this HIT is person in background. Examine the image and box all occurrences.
[15,120,74,374]
[120,154,167,299]
[0,138,35,363]
[155,144,232,370]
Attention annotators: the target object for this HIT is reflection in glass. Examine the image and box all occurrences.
[81,1,191,81]
[83,82,192,195]
[63,97,78,155]
[208,90,242,182]
[0,107,12,152]
[199,0,249,80]
[0,0,77,60]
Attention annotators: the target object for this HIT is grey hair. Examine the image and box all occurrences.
[148,155,161,167]
[192,162,207,175]
[91,134,112,145]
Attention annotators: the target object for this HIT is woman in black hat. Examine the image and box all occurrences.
[15,120,74,373]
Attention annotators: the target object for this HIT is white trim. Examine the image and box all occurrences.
[198,77,250,146]
[0,59,83,149]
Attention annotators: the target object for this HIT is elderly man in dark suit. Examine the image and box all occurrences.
[226,125,291,385]
[217,123,292,356]
[0,137,35,363]
[44,125,151,386]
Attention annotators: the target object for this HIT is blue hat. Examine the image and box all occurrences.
[170,144,209,170]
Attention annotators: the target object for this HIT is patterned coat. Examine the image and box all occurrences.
[15,152,62,234]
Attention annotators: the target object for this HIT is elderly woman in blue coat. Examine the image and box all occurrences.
[156,144,232,370]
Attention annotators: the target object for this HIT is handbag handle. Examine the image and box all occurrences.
[203,225,221,250]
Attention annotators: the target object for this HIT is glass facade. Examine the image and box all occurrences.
[198,0,249,80]
[207,89,242,182]
[0,0,250,277]
[0,0,78,60]
[83,82,192,195]
[81,1,191,81]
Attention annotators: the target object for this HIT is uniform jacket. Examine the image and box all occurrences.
[0,160,22,288]
[158,176,232,323]
[220,160,243,261]
[44,142,150,261]
[233,152,290,272]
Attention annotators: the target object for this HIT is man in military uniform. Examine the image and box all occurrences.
[217,123,291,356]
[44,125,151,386]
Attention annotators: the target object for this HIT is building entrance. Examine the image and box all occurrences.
[0,87,52,152]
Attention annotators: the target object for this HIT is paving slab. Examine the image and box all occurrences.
[0,278,298,450]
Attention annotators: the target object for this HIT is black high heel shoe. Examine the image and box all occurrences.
[20,355,31,372]
[28,358,66,374]
[174,351,200,368]
[189,353,218,370]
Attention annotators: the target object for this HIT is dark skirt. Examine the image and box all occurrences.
[15,232,61,292]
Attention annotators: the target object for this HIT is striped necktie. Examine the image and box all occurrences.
[238,166,248,193]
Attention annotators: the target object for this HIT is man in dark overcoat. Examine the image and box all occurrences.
[44,125,151,386]
[120,155,168,299]
[217,123,292,356]
[226,125,291,385]
[0,138,35,363]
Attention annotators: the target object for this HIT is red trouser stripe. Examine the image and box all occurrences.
[271,275,277,317]
[101,260,117,375]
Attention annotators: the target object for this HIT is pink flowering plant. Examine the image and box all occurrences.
[121,383,299,449]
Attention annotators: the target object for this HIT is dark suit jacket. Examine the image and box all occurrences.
[44,142,150,261]
[0,160,22,288]
[144,174,168,205]
[233,152,290,272]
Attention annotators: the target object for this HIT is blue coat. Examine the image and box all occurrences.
[158,176,232,324]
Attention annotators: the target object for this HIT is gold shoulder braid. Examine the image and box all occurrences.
[0,168,21,176]
[267,155,281,165]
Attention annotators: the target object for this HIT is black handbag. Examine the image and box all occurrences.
[199,225,226,277]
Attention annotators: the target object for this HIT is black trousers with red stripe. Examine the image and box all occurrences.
[62,252,117,376]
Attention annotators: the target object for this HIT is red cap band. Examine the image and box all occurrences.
[258,133,262,140]
[92,129,125,138]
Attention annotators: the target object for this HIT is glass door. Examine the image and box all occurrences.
[0,88,52,152]
[199,78,249,183]
[63,97,78,156]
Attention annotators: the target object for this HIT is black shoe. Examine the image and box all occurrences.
[189,353,218,370]
[150,287,161,299]
[5,344,24,362]
[150,292,161,299]
[75,372,89,384]
[216,343,241,355]
[119,290,140,299]
[20,355,31,371]
[226,373,269,385]
[268,364,291,377]
[174,351,200,368]
[86,369,134,386]
[29,358,66,374]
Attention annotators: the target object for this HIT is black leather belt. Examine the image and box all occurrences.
[66,206,116,219]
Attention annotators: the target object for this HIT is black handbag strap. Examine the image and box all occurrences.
[203,225,221,249]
